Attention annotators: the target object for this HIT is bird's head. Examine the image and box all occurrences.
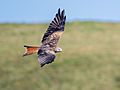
[55,47,62,53]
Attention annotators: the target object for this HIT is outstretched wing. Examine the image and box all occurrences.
[38,49,56,67]
[41,8,66,45]
[38,8,66,67]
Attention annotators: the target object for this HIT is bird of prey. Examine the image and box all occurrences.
[23,8,66,67]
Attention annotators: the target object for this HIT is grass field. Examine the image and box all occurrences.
[0,22,120,90]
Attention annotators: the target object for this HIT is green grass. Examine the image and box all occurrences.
[0,22,120,90]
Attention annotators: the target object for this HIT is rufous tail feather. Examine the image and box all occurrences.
[23,45,40,56]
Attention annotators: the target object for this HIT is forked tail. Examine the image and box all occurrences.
[23,45,40,56]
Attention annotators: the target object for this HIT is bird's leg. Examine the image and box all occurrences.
[55,47,62,53]
[23,45,40,56]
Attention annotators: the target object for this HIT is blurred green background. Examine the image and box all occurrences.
[0,22,120,90]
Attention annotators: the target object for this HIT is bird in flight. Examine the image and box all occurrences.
[23,8,66,67]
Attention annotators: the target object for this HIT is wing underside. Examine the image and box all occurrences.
[41,8,66,43]
[38,49,56,67]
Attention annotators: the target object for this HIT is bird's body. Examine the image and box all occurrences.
[23,8,66,67]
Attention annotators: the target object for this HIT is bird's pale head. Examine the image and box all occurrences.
[55,47,62,53]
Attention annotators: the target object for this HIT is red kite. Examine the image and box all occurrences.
[23,8,66,67]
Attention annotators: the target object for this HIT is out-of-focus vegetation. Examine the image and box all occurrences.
[0,22,120,90]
